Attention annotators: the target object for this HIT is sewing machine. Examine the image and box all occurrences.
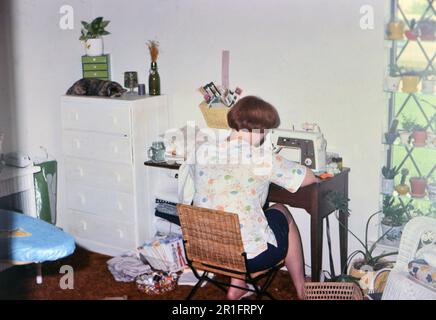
[271,127,327,173]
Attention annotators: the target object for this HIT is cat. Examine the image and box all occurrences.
[66,78,127,98]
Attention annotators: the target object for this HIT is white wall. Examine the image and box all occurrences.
[0,0,13,153]
[6,0,387,275]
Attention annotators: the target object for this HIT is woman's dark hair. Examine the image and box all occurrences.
[227,96,280,131]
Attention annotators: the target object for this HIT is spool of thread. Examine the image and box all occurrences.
[138,84,146,95]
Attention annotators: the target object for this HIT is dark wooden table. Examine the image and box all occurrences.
[266,168,350,281]
[144,160,349,281]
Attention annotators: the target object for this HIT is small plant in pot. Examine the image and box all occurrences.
[400,69,422,93]
[410,176,427,198]
[381,195,411,244]
[405,19,420,40]
[395,168,410,195]
[387,19,405,40]
[418,17,436,41]
[381,166,397,195]
[421,70,436,94]
[80,17,111,57]
[384,119,399,145]
[399,115,415,145]
[412,124,427,147]
[324,193,397,294]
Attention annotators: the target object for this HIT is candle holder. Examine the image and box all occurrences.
[124,71,139,94]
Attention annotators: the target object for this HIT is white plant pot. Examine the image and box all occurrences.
[422,79,436,94]
[399,130,411,145]
[381,222,404,244]
[84,38,104,57]
[426,132,436,148]
[428,183,436,201]
[385,76,401,92]
[381,178,395,195]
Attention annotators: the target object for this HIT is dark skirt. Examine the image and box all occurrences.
[246,208,289,273]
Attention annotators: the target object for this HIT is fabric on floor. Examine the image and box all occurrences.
[0,246,299,300]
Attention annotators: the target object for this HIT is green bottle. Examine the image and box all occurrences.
[149,61,160,95]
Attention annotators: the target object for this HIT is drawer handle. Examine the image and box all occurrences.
[116,201,123,211]
[77,166,84,177]
[73,113,79,121]
[80,220,87,230]
[112,144,119,154]
[117,229,124,238]
[78,194,86,205]
[114,172,122,183]
[73,139,81,149]
[110,115,118,126]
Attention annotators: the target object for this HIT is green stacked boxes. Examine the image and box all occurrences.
[81,54,111,80]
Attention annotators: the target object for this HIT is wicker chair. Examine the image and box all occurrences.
[177,204,284,300]
[303,282,363,300]
[381,216,436,300]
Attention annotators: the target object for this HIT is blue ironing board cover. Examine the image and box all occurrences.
[0,209,75,262]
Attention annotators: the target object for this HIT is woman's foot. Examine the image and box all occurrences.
[227,279,251,300]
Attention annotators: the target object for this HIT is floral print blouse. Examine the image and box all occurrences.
[192,138,307,259]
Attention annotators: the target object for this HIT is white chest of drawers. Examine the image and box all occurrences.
[60,95,168,256]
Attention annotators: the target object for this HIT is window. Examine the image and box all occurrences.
[386,0,435,220]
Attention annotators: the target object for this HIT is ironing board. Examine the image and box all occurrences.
[0,209,75,284]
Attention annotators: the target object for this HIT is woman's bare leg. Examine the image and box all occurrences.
[270,203,306,299]
[226,278,248,300]
[227,204,305,300]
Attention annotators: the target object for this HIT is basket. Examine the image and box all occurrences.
[199,101,230,129]
[303,282,363,300]
[136,271,178,295]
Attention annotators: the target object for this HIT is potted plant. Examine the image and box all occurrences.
[412,124,427,147]
[395,168,410,195]
[387,19,405,40]
[381,195,411,244]
[399,115,415,145]
[405,19,420,40]
[401,69,422,93]
[324,193,397,294]
[79,17,111,57]
[410,176,427,198]
[385,65,402,92]
[418,17,436,41]
[421,70,436,94]
[384,119,399,145]
[381,166,397,195]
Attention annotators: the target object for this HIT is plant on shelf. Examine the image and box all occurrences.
[324,192,397,294]
[421,70,436,94]
[410,175,428,198]
[385,119,399,145]
[387,18,405,40]
[405,19,420,40]
[395,168,410,195]
[381,166,398,195]
[399,115,415,145]
[412,124,427,147]
[382,195,411,226]
[79,17,111,57]
[381,195,412,245]
[400,68,422,94]
[418,17,436,41]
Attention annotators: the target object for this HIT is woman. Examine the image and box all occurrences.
[193,96,318,300]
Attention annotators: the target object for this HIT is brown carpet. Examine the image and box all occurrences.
[0,247,299,300]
